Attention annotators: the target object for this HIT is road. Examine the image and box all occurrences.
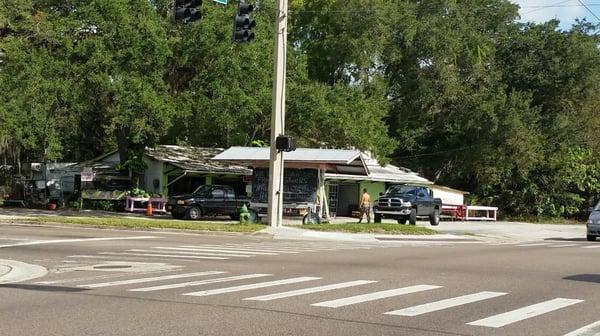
[1,222,599,336]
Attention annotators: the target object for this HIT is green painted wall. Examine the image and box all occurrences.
[205,175,213,185]
[359,181,386,203]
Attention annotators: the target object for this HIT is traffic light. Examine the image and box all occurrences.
[233,0,256,42]
[174,0,202,23]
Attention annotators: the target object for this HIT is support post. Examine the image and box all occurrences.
[267,0,288,227]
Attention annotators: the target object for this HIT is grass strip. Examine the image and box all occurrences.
[28,216,265,233]
[302,223,438,235]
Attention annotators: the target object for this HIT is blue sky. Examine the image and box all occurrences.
[512,0,600,30]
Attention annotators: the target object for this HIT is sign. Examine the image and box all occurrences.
[251,168,318,204]
[81,168,94,182]
[213,0,228,4]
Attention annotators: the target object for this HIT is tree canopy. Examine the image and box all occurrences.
[1,0,600,218]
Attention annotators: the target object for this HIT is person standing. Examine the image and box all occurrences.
[358,188,371,223]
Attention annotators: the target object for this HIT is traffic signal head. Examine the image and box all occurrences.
[175,0,202,23]
[233,1,256,42]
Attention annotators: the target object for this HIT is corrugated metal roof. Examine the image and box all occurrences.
[212,146,362,164]
[146,145,251,175]
[325,153,432,184]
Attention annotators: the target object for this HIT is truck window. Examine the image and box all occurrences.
[211,189,225,199]
[225,189,235,200]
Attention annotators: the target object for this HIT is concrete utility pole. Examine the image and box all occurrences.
[267,0,288,227]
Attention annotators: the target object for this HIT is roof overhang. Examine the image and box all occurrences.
[212,147,369,175]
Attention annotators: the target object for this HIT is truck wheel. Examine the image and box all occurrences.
[397,218,407,224]
[429,208,440,226]
[409,208,417,225]
[185,206,202,220]
[587,235,596,242]
[374,213,382,223]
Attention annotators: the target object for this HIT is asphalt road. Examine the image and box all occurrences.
[1,222,599,336]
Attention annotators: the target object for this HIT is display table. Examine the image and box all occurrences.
[465,205,498,221]
[125,196,167,213]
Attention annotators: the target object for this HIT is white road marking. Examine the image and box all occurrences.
[517,243,551,247]
[36,270,174,285]
[311,285,442,308]
[128,249,252,258]
[0,259,48,284]
[79,271,226,288]
[563,320,600,336]
[175,246,279,255]
[184,245,303,253]
[183,277,322,297]
[0,236,159,248]
[467,298,584,328]
[581,245,600,249]
[385,291,508,316]
[243,280,377,301]
[549,244,578,248]
[130,274,271,292]
[98,252,229,260]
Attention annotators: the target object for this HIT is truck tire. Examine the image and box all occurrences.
[409,208,417,225]
[429,208,440,226]
[374,213,382,223]
[185,206,202,220]
[303,212,321,225]
[397,218,407,224]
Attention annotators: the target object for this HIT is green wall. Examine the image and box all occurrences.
[359,181,386,203]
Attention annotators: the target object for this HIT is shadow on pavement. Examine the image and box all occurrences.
[564,274,600,284]
[544,237,588,242]
[0,283,90,292]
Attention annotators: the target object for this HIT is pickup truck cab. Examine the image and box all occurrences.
[373,185,442,225]
[587,200,600,241]
[167,185,250,220]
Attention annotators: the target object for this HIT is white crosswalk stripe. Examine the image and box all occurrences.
[581,245,600,249]
[130,274,271,292]
[549,244,579,248]
[183,277,322,297]
[79,271,226,289]
[517,243,551,247]
[467,298,584,328]
[98,252,230,260]
[243,280,377,301]
[175,246,279,255]
[168,245,300,254]
[563,320,600,336]
[128,248,253,258]
[311,285,442,308]
[385,291,508,316]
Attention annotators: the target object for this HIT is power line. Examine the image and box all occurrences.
[577,0,600,22]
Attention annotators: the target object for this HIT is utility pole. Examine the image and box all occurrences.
[267,0,288,227]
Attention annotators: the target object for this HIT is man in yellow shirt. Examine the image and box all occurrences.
[358,188,371,223]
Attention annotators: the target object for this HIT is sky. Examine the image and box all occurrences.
[512,0,600,30]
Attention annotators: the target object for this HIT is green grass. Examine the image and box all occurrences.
[28,216,265,233]
[302,223,438,235]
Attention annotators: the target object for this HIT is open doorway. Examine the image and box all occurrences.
[336,183,359,217]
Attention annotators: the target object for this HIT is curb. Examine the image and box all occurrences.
[0,259,48,284]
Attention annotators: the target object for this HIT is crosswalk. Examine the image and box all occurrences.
[32,268,597,335]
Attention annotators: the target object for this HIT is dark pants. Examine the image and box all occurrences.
[358,205,371,223]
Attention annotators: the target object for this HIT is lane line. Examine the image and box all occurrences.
[182,244,303,253]
[581,245,600,249]
[244,280,377,301]
[467,298,584,328]
[563,320,600,336]
[79,271,226,288]
[311,285,442,308]
[156,246,296,254]
[98,252,229,260]
[385,291,508,316]
[0,236,159,248]
[183,277,321,297]
[131,274,272,292]
[549,244,578,248]
[128,249,252,258]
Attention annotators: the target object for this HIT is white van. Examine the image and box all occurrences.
[587,201,600,241]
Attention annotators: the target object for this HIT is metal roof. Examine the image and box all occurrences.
[325,153,432,184]
[146,145,251,175]
[212,146,368,175]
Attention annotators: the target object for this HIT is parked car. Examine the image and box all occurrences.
[587,201,600,241]
[167,185,251,220]
[373,185,442,225]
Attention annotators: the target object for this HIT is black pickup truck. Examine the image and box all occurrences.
[167,185,250,220]
[373,185,442,225]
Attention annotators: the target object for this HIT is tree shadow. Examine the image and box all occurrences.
[563,274,600,284]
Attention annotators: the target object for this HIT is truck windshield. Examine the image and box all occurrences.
[385,185,417,195]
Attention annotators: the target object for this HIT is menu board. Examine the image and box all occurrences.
[251,168,318,204]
